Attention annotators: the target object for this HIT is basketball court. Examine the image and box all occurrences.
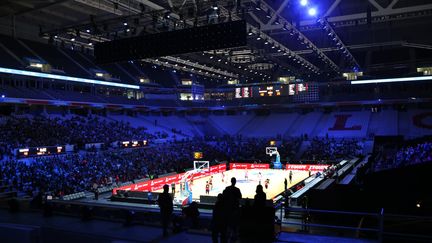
[155,168,311,202]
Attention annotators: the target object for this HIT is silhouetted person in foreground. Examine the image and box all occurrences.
[223,177,242,241]
[158,184,173,236]
[254,184,266,208]
[183,201,200,229]
[212,193,227,243]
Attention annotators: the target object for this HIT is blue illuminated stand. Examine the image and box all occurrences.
[273,154,283,169]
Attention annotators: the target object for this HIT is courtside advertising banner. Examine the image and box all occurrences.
[113,164,226,194]
[285,164,329,171]
[229,163,270,170]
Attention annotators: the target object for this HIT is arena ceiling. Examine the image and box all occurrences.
[0,0,432,83]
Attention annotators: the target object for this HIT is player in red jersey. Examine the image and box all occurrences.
[264,178,270,190]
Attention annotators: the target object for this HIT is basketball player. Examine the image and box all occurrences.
[245,169,249,181]
[258,172,263,185]
[209,176,214,190]
[205,181,210,195]
[221,171,225,183]
[289,170,293,184]
[264,178,270,190]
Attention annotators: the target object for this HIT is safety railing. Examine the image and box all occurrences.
[275,205,383,242]
[275,205,432,242]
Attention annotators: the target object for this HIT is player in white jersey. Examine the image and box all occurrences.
[258,172,262,185]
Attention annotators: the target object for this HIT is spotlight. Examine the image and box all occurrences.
[257,35,261,40]
[71,38,75,42]
[266,10,272,19]
[282,23,288,30]
[274,17,280,25]
[86,29,90,33]
[255,1,262,11]
[308,8,317,16]
[300,0,308,6]
[123,21,128,26]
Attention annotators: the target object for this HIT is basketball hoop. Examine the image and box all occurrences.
[266,147,278,156]
[193,161,210,172]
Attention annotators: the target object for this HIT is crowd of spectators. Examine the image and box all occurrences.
[373,139,432,171]
[393,141,432,168]
[0,115,365,199]
[0,115,166,159]
[0,140,229,198]
[303,138,363,161]
[0,136,305,198]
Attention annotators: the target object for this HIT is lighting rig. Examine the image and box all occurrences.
[251,0,340,73]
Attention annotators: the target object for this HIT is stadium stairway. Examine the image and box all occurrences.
[209,114,254,136]
[106,115,179,139]
[184,116,220,137]
[311,113,331,137]
[145,115,199,137]
[285,112,323,138]
[137,115,192,138]
[237,113,298,138]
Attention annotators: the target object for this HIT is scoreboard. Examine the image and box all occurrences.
[234,83,318,101]
[235,87,253,98]
[17,146,66,158]
[258,85,284,97]
[120,140,148,148]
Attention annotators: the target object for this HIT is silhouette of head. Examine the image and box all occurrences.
[256,184,263,194]
[231,177,236,186]
[163,184,169,193]
[217,193,223,201]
